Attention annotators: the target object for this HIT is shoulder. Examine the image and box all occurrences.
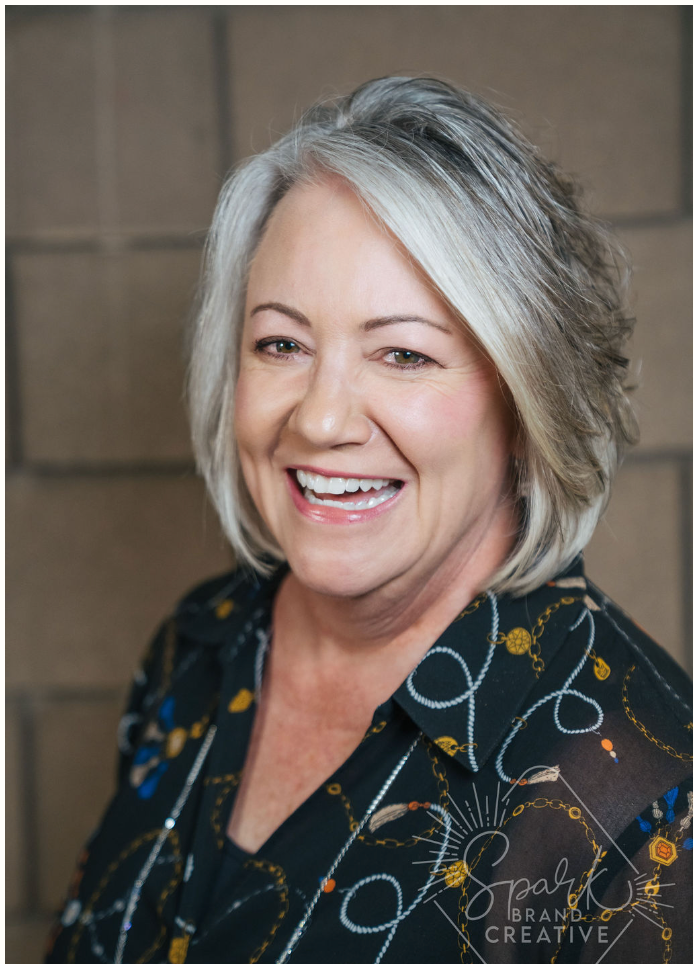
[499,569,693,843]
[545,574,692,836]
[174,565,267,616]
[117,565,282,780]
[585,577,692,729]
[171,563,285,646]
[125,564,281,711]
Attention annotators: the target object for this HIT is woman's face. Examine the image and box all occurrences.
[235,178,517,599]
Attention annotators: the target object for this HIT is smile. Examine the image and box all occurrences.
[291,468,403,513]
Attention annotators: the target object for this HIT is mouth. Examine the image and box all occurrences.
[289,468,404,512]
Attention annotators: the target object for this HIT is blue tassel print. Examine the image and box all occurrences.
[130,696,179,799]
[664,787,679,824]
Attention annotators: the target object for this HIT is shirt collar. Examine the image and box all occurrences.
[392,556,589,772]
[175,557,589,774]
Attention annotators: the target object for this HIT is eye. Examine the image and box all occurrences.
[384,349,434,370]
[273,340,300,354]
[391,350,421,365]
[254,337,302,357]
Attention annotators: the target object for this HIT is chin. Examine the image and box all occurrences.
[286,544,403,600]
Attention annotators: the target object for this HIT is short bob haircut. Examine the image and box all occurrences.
[189,76,638,595]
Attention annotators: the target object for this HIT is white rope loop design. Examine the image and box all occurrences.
[495,608,603,782]
[275,734,422,963]
[337,803,452,964]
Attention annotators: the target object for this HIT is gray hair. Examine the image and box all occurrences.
[189,76,638,594]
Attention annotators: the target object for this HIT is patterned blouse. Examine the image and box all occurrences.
[45,557,692,964]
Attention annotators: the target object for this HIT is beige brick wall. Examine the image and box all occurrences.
[6,8,691,959]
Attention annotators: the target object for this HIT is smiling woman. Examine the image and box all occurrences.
[46,78,691,964]
[234,178,516,604]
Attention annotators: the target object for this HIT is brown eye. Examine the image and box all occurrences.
[275,340,300,354]
[391,350,422,365]
[253,337,305,360]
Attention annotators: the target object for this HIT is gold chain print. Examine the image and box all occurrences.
[451,798,604,964]
[549,825,683,964]
[244,859,289,964]
[490,597,578,677]
[359,718,388,746]
[204,773,242,848]
[623,809,694,963]
[584,647,612,681]
[622,666,693,762]
[454,593,487,622]
[326,737,450,848]
[129,695,218,796]
[447,792,682,964]
[68,829,182,964]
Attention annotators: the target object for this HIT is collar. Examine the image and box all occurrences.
[391,556,588,772]
[175,557,589,774]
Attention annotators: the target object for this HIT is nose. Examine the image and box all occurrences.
[289,360,372,449]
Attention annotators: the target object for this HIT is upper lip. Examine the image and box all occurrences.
[287,465,402,481]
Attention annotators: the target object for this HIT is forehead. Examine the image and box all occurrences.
[253,177,399,268]
[261,176,378,240]
[247,177,448,316]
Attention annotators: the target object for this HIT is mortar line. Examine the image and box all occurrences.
[606,210,691,231]
[7,235,206,254]
[7,213,690,252]
[624,448,692,466]
[6,461,197,479]
[8,449,692,481]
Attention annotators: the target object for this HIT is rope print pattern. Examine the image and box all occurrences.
[47,562,691,964]
[327,737,450,848]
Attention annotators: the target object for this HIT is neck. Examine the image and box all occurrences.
[270,503,516,705]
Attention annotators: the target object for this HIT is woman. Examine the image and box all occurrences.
[47,77,691,964]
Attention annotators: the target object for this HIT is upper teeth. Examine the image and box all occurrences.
[296,469,395,495]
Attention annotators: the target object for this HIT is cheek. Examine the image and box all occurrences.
[233,372,258,445]
[385,378,510,462]
[234,373,286,522]
[234,370,288,450]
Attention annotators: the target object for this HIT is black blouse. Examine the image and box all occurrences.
[45,557,692,964]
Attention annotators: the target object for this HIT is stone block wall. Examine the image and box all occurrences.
[6,7,691,957]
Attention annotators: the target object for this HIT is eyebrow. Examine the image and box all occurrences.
[250,302,311,325]
[249,302,453,335]
[362,314,452,335]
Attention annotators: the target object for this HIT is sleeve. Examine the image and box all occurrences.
[115,615,176,790]
[556,779,693,964]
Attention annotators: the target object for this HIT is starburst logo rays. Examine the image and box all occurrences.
[410,781,506,906]
[406,770,677,963]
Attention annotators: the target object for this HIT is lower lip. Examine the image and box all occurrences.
[286,471,405,525]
